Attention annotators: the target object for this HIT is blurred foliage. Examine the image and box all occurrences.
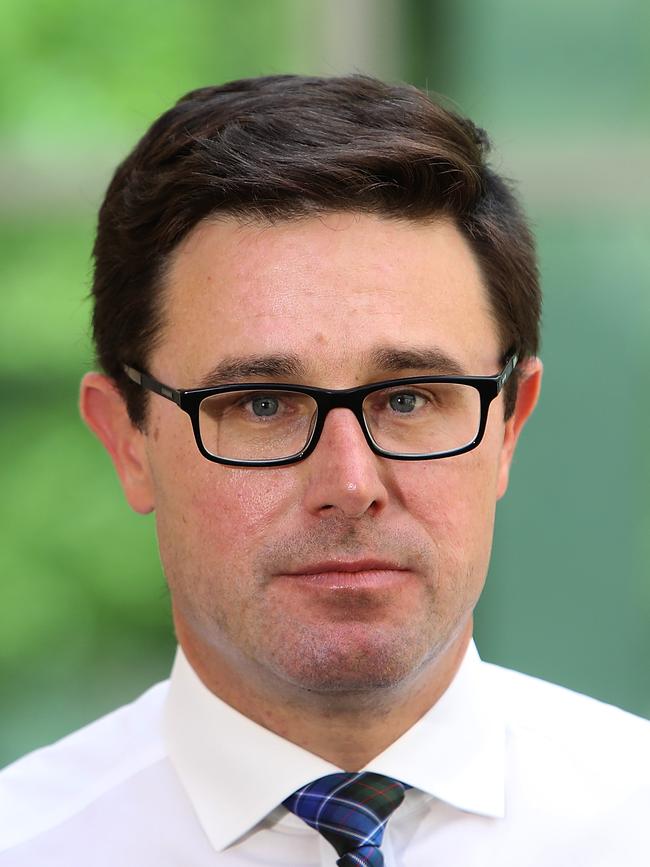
[0,219,94,374]
[1,0,648,766]
[0,0,301,148]
[450,0,650,129]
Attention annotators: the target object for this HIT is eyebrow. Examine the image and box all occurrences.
[369,346,466,377]
[197,354,307,387]
[196,346,466,388]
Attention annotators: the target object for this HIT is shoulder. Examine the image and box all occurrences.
[483,659,649,740]
[483,659,650,797]
[0,680,169,855]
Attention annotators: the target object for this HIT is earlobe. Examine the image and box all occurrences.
[79,372,155,514]
[496,357,543,500]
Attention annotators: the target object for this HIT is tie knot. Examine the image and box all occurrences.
[283,772,410,867]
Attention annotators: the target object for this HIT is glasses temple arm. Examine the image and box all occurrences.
[497,353,519,391]
[122,364,182,405]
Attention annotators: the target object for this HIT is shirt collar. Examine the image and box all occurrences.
[363,640,505,819]
[163,640,505,852]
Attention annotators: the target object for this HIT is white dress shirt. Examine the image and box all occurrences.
[1,641,648,865]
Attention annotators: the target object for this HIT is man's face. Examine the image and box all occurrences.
[118,213,529,695]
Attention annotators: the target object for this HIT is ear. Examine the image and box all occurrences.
[79,372,155,514]
[496,357,543,499]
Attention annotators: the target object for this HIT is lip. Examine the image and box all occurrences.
[285,558,406,575]
[277,559,411,590]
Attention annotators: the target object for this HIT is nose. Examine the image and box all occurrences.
[301,408,390,519]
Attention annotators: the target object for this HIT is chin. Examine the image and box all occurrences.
[264,623,438,696]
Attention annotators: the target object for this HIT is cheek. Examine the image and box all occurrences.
[152,463,302,630]
[149,404,300,552]
[394,451,500,561]
[204,468,302,544]
[164,463,302,557]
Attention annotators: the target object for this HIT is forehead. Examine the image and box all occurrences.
[153,212,501,384]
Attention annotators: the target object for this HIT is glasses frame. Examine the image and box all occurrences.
[122,354,518,467]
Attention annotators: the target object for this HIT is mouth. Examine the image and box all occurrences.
[277,559,412,590]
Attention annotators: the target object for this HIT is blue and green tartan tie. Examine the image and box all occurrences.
[283,771,410,866]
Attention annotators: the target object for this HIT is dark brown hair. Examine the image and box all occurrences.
[91,74,540,425]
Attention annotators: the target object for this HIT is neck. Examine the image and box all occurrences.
[176,618,473,771]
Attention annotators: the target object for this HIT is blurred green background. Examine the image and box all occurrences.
[1,0,648,765]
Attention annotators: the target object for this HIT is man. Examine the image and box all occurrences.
[1,75,647,865]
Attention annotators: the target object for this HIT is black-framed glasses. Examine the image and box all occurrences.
[123,355,518,467]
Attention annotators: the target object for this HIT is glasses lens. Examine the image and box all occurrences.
[198,390,318,461]
[363,382,481,455]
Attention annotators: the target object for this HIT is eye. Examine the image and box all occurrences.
[388,392,423,413]
[249,395,280,417]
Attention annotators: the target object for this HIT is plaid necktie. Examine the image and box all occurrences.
[283,771,410,866]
